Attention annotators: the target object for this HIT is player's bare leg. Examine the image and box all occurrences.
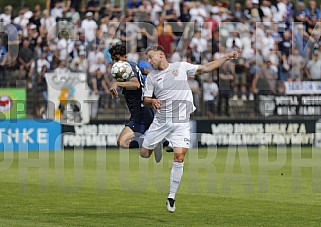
[139,147,153,158]
[117,126,134,148]
[167,147,188,212]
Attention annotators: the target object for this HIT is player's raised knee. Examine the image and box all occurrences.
[140,149,151,158]
[117,139,130,149]
[174,154,185,162]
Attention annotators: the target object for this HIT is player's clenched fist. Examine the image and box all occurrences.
[152,99,161,110]
[226,51,239,59]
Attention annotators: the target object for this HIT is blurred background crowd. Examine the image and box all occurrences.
[0,0,320,119]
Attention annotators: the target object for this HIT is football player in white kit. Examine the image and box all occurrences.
[141,45,238,212]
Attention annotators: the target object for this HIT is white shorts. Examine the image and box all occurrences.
[142,119,190,150]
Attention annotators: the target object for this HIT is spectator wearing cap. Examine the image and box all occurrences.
[0,5,13,25]
[81,12,98,45]
[251,0,264,22]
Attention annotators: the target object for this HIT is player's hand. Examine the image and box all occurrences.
[109,83,118,98]
[227,51,239,59]
[152,99,161,110]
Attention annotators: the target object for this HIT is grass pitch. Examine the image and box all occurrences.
[0,147,320,226]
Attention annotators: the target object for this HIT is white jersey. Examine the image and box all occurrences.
[144,62,199,121]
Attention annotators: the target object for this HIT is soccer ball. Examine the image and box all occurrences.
[111,61,134,82]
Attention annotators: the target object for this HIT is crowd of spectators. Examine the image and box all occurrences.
[0,0,320,118]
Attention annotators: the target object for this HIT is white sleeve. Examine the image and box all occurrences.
[143,73,154,97]
[182,62,199,77]
[213,83,219,96]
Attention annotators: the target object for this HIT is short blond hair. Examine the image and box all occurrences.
[145,45,165,54]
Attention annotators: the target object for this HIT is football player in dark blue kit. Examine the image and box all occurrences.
[109,43,154,149]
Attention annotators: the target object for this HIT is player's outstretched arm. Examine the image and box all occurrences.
[196,51,238,75]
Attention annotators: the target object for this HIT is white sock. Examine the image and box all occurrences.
[168,161,184,199]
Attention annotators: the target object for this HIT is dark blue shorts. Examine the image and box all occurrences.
[126,121,151,134]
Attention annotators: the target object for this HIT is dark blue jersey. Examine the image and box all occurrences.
[122,62,154,130]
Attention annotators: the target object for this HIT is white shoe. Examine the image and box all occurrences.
[249,93,254,101]
[166,198,176,212]
[241,95,247,101]
[232,95,238,100]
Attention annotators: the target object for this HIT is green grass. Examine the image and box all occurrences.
[0,147,320,226]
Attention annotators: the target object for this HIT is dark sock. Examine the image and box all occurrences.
[129,133,144,149]
[163,140,169,147]
[129,140,139,149]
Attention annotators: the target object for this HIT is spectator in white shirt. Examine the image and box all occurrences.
[81,12,98,43]
[203,75,219,118]
[226,31,243,50]
[50,1,64,19]
[0,5,13,25]
[40,9,56,35]
[36,52,50,74]
[261,30,275,58]
[189,30,208,63]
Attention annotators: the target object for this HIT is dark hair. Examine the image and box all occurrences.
[109,43,126,61]
[145,45,165,54]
